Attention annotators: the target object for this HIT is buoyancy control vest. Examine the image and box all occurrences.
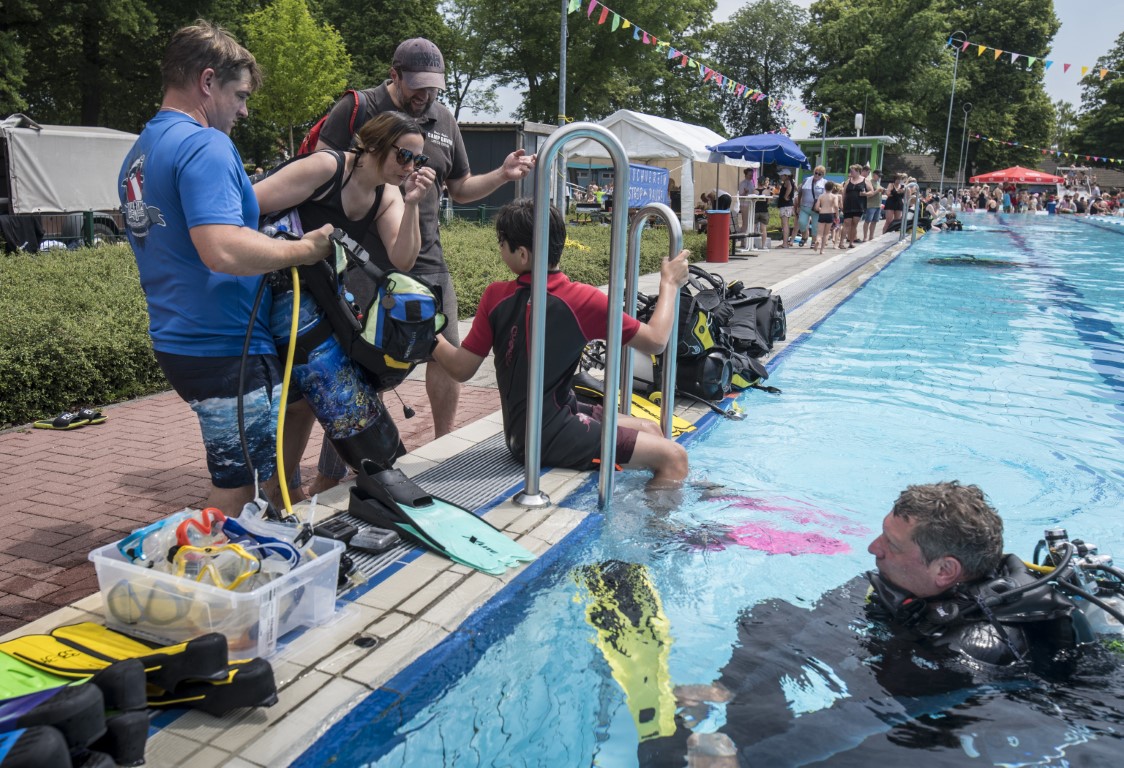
[866,554,1092,667]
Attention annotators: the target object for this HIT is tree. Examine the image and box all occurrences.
[437,0,501,120]
[1070,31,1124,161]
[1051,99,1078,148]
[454,0,719,126]
[243,0,350,155]
[802,0,1059,181]
[708,0,810,136]
[314,0,446,89]
[939,0,1059,177]
[0,0,40,115]
[803,0,948,147]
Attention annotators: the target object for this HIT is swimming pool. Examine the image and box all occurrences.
[295,215,1124,767]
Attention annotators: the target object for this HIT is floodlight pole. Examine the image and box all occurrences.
[939,32,966,197]
[819,108,831,168]
[957,102,973,193]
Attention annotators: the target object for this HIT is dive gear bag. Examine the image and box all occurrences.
[268,217,447,391]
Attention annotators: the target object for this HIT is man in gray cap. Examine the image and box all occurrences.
[313,38,536,440]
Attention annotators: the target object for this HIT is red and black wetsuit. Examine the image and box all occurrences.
[462,271,641,469]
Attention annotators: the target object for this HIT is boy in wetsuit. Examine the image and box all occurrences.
[432,198,690,488]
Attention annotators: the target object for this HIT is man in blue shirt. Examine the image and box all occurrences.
[120,21,332,514]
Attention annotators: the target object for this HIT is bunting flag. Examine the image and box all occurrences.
[568,0,825,124]
[973,133,1122,167]
[950,35,1121,81]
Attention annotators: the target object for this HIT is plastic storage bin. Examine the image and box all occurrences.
[90,536,343,658]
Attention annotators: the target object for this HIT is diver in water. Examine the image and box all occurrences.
[933,211,963,231]
[634,481,1113,767]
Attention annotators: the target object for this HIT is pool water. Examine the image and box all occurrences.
[296,216,1124,767]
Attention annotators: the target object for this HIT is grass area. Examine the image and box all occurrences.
[0,222,708,427]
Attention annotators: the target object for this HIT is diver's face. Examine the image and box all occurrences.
[868,513,944,598]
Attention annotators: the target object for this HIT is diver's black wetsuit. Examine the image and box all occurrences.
[641,557,1100,767]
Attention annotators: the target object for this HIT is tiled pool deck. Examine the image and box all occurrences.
[0,233,912,766]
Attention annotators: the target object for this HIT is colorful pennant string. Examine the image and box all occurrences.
[949,36,1120,80]
[973,133,1121,167]
[570,0,827,123]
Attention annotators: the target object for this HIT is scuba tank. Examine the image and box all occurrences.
[267,230,401,472]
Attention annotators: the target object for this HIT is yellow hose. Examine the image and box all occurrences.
[275,267,300,518]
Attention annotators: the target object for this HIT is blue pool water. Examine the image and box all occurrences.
[297,216,1124,767]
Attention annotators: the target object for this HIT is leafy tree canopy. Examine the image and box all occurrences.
[243,0,350,155]
[709,0,810,136]
[1070,30,1124,160]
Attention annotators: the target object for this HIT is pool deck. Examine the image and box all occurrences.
[0,232,912,766]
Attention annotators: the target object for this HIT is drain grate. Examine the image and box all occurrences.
[341,432,525,584]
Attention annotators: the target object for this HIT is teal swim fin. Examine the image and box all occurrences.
[350,462,535,575]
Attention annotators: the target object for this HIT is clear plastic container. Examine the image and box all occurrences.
[90,536,343,658]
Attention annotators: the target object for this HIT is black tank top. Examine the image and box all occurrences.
[297,150,388,268]
[777,178,795,207]
[843,179,865,211]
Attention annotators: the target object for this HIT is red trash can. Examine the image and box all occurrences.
[705,210,730,263]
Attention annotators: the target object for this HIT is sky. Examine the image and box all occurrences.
[460,0,1120,143]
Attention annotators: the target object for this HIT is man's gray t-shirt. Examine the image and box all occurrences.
[318,82,470,274]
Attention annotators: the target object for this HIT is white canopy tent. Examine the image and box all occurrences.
[563,109,755,229]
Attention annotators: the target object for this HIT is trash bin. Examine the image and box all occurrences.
[705,210,730,263]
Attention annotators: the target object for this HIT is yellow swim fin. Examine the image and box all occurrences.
[574,561,677,741]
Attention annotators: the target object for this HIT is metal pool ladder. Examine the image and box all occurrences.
[513,123,683,510]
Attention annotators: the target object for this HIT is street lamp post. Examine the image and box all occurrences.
[819,108,831,169]
[957,102,973,194]
[939,31,967,197]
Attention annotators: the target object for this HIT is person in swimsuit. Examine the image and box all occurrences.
[841,164,868,248]
[813,181,839,255]
[775,169,796,247]
[882,174,905,234]
[432,198,690,488]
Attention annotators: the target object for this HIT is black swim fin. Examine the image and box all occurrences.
[147,657,278,716]
[0,685,106,752]
[0,726,73,768]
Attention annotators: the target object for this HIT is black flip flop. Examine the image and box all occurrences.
[33,411,91,430]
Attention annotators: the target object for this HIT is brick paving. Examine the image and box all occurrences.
[0,377,499,635]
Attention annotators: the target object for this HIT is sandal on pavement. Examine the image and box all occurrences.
[33,411,91,430]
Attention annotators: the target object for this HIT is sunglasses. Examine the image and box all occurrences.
[392,145,428,169]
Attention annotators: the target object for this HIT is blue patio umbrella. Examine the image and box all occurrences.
[707,133,811,170]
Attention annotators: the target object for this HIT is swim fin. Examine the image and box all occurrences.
[350,462,535,576]
[572,372,696,437]
[50,622,229,689]
[147,657,278,717]
[0,685,106,751]
[0,727,72,768]
[574,560,676,741]
[0,653,146,713]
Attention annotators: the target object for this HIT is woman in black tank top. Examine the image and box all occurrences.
[254,112,435,274]
[253,111,436,495]
[881,174,906,234]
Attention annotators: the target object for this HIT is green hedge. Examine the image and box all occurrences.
[0,224,706,428]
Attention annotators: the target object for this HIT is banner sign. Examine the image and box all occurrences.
[626,163,669,208]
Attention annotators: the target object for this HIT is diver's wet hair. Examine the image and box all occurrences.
[162,20,262,91]
[496,198,566,267]
[892,481,1003,580]
[354,112,422,164]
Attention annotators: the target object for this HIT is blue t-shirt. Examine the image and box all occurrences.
[119,112,268,357]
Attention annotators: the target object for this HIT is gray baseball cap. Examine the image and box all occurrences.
[392,38,445,90]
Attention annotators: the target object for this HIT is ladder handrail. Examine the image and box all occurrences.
[513,122,631,509]
[621,203,683,439]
